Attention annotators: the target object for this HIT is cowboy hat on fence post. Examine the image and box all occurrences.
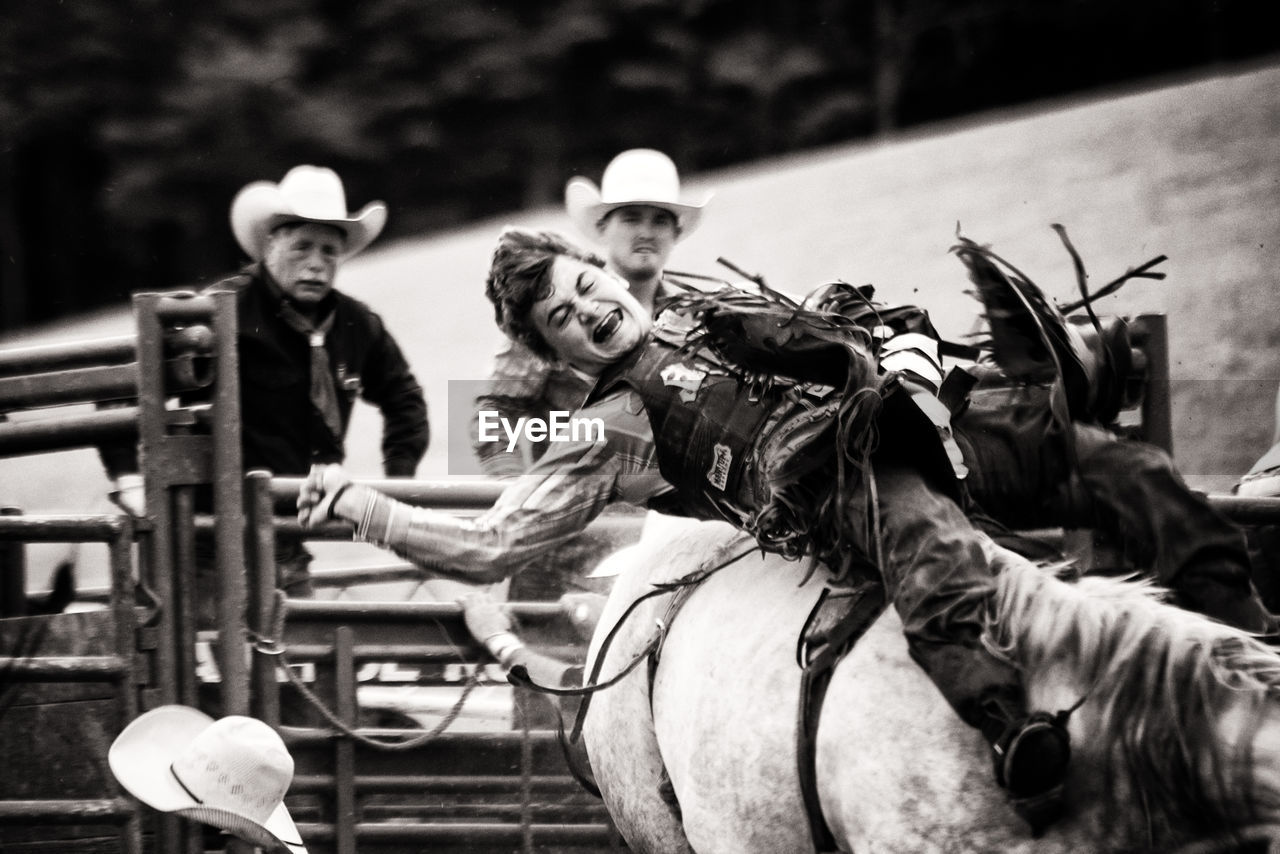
[564,148,711,241]
[109,705,307,854]
[230,164,387,262]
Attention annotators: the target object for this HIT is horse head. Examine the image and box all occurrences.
[988,558,1280,849]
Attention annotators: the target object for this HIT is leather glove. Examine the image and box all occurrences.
[108,474,146,518]
[297,463,354,529]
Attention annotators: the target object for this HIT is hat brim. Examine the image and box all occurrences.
[177,803,306,854]
[109,706,306,854]
[230,181,387,262]
[1238,440,1280,497]
[1248,441,1280,477]
[564,177,709,243]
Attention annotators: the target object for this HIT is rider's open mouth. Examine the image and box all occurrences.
[593,309,622,344]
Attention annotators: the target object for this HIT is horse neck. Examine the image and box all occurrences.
[1003,566,1280,841]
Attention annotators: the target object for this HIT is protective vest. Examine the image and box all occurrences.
[595,310,803,525]
[592,290,965,564]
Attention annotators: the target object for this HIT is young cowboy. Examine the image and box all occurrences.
[469,149,710,477]
[300,226,1275,834]
[463,149,710,636]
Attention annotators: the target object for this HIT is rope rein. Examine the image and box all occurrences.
[250,589,483,751]
[509,540,759,700]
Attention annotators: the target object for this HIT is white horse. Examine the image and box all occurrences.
[581,515,1280,853]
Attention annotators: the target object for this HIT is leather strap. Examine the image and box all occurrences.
[796,579,887,852]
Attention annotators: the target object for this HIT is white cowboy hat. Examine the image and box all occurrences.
[109,705,307,854]
[230,164,387,262]
[1238,441,1280,497]
[564,149,711,242]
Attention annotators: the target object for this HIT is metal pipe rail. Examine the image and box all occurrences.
[0,291,222,378]
[356,802,611,821]
[271,475,508,510]
[280,599,588,669]
[281,642,586,663]
[0,325,215,411]
[0,655,131,680]
[0,334,137,377]
[1203,494,1280,525]
[283,728,565,748]
[0,799,137,825]
[290,774,596,795]
[0,406,138,456]
[293,820,619,847]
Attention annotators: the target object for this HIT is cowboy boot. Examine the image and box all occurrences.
[979,689,1072,837]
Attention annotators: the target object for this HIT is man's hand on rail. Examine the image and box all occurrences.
[297,463,355,528]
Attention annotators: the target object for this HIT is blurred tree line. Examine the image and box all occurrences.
[0,0,1273,331]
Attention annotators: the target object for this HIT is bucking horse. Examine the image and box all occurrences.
[574,514,1280,854]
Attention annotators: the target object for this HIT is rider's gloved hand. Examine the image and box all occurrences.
[297,463,354,529]
[108,474,147,518]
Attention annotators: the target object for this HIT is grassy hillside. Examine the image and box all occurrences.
[3,59,1278,587]
[350,57,1280,487]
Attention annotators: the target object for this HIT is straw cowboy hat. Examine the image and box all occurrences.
[230,164,387,262]
[565,149,711,242]
[109,705,307,854]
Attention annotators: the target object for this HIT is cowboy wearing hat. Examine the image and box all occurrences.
[110,705,306,853]
[564,148,711,311]
[100,165,428,630]
[462,150,713,654]
[471,148,711,479]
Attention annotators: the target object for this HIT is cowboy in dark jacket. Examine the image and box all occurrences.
[104,165,428,621]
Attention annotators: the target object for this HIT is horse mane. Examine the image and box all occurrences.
[985,561,1280,837]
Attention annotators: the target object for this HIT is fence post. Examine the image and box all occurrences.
[1135,313,1172,455]
[208,289,249,717]
[246,469,281,725]
[0,506,24,617]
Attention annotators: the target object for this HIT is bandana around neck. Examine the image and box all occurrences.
[260,267,344,442]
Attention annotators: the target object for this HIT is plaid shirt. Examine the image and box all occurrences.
[355,385,672,582]
[468,277,695,476]
[468,337,594,476]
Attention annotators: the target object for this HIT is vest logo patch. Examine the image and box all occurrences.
[707,443,732,491]
[660,363,706,403]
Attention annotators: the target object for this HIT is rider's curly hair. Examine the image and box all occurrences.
[484,227,606,361]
